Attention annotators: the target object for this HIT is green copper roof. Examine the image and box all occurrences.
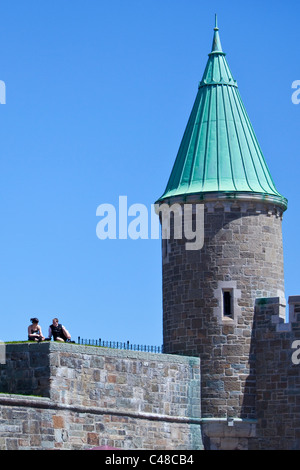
[157,17,287,210]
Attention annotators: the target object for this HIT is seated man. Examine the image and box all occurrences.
[48,318,72,342]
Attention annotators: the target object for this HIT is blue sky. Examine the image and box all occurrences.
[0,0,299,344]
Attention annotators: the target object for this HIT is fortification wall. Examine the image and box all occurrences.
[1,298,299,451]
[254,296,300,450]
[0,343,202,450]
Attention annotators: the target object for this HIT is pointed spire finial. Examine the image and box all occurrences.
[210,14,223,54]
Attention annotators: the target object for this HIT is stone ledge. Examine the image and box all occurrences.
[4,341,200,365]
[0,393,202,425]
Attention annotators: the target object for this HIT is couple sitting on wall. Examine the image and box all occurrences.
[28,317,74,343]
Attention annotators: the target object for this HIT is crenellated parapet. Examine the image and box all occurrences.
[254,296,300,450]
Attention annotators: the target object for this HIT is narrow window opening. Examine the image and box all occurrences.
[223,290,233,318]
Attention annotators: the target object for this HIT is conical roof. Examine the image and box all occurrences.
[157,17,287,210]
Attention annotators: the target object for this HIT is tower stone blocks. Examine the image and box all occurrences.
[162,199,285,419]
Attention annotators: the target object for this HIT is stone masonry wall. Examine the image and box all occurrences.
[254,297,300,450]
[0,343,202,450]
[162,200,285,419]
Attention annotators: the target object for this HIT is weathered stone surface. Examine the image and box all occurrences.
[162,201,285,419]
[253,298,300,450]
[0,343,202,450]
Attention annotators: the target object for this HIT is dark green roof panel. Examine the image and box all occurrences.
[158,18,287,209]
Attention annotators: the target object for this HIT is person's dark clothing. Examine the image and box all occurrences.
[49,323,68,341]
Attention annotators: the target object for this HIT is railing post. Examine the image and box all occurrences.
[76,337,162,353]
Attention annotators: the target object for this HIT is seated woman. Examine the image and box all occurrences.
[28,318,45,342]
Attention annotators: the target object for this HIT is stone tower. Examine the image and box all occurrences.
[156,18,287,420]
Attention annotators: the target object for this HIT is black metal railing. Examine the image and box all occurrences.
[77,337,163,354]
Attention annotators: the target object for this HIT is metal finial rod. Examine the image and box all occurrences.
[214,14,219,31]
